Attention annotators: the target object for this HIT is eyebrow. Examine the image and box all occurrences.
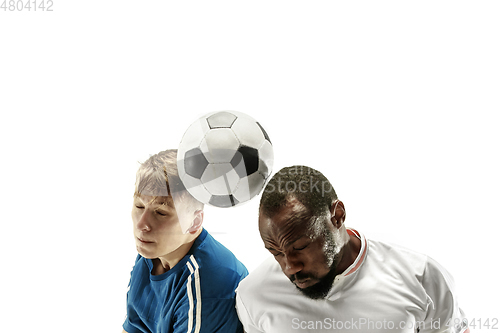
[284,235,310,248]
[135,196,174,208]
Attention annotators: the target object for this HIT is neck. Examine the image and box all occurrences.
[334,229,361,274]
[155,228,203,275]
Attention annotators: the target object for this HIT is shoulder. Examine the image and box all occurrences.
[192,230,247,273]
[364,237,460,293]
[367,238,456,284]
[189,230,249,298]
[420,255,457,289]
[129,254,149,276]
[366,238,429,277]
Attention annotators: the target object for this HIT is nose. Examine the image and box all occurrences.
[135,210,151,232]
[282,253,303,276]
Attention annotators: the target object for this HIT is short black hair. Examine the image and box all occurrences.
[260,165,337,218]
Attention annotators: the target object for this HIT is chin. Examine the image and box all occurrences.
[296,269,337,300]
[296,284,329,300]
[138,252,155,259]
[136,246,156,259]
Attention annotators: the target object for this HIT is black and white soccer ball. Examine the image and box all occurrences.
[177,111,274,208]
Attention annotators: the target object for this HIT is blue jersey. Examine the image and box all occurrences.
[123,229,248,333]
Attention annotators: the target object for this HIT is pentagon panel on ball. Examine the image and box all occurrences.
[177,110,274,208]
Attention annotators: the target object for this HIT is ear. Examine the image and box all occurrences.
[330,200,346,229]
[188,210,204,234]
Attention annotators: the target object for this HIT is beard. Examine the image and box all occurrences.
[290,227,341,300]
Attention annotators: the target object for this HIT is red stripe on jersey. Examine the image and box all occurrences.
[345,229,367,276]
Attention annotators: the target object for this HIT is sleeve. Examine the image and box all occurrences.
[419,256,469,333]
[123,294,146,333]
[235,290,264,333]
[123,255,145,333]
[173,297,244,333]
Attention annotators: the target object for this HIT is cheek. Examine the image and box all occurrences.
[155,227,186,252]
[131,210,141,226]
[154,218,185,241]
[309,245,333,269]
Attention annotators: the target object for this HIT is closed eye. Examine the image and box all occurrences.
[293,244,309,251]
[135,205,145,209]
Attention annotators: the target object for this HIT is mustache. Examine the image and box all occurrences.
[290,272,315,282]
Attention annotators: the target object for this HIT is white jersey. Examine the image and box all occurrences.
[236,229,469,333]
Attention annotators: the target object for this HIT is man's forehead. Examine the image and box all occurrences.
[259,198,318,246]
[260,218,315,251]
[260,197,310,225]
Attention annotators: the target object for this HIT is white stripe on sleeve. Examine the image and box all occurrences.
[186,261,195,333]
[190,256,202,333]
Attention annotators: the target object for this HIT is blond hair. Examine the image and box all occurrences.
[134,149,203,211]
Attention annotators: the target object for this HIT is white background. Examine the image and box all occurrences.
[1,1,499,332]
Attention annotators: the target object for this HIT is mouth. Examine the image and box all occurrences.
[294,279,312,289]
[137,237,154,244]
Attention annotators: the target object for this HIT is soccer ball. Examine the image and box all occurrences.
[177,111,274,208]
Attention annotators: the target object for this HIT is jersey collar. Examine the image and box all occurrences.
[326,228,368,298]
[344,228,368,277]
